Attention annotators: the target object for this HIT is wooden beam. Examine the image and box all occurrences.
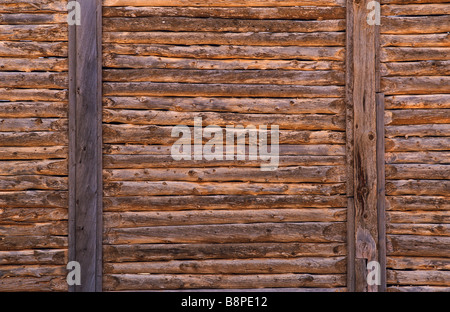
[348,0,382,292]
[68,0,103,292]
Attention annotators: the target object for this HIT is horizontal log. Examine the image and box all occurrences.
[387,270,450,287]
[104,181,346,197]
[103,44,345,61]
[0,249,67,265]
[103,195,347,211]
[0,265,65,279]
[385,109,450,125]
[104,55,345,71]
[104,166,346,183]
[103,97,345,114]
[0,118,68,132]
[102,6,346,19]
[103,124,346,145]
[103,69,345,86]
[0,102,67,118]
[0,276,67,292]
[386,151,450,164]
[0,146,67,160]
[104,31,345,46]
[385,94,450,109]
[103,109,345,130]
[103,1,346,7]
[386,164,450,179]
[0,72,67,89]
[386,196,450,211]
[385,137,450,151]
[103,155,345,168]
[381,16,450,34]
[381,4,450,16]
[104,273,346,291]
[381,76,450,95]
[0,1,66,13]
[0,160,67,176]
[0,208,67,224]
[0,191,68,208]
[387,256,450,270]
[388,211,450,224]
[387,234,450,257]
[0,13,66,25]
[386,180,450,196]
[103,242,346,262]
[104,82,344,98]
[381,61,450,76]
[0,25,67,41]
[381,34,450,47]
[388,286,450,292]
[0,89,68,101]
[0,175,67,191]
[103,144,345,156]
[0,235,67,250]
[0,222,67,236]
[385,124,450,137]
[105,257,346,274]
[103,208,346,228]
[381,48,450,62]
[0,41,67,57]
[387,223,450,236]
[0,132,67,147]
[0,57,67,72]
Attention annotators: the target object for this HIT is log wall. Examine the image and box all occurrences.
[380,0,450,292]
[0,0,69,291]
[102,0,348,291]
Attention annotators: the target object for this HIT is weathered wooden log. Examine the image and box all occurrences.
[103,273,346,291]
[103,195,347,211]
[0,265,66,279]
[386,196,450,211]
[0,249,67,265]
[387,270,450,287]
[103,6,346,19]
[0,102,67,118]
[0,89,68,101]
[104,257,346,274]
[0,57,67,72]
[0,222,67,236]
[388,211,450,224]
[381,61,450,76]
[0,146,67,160]
[104,55,345,71]
[387,224,450,236]
[0,72,67,88]
[103,0,346,7]
[387,234,450,257]
[0,175,67,191]
[103,242,346,262]
[0,208,67,223]
[104,31,345,46]
[0,235,67,250]
[103,166,346,183]
[0,25,67,41]
[0,191,68,208]
[381,48,450,62]
[103,44,345,61]
[0,41,67,57]
[0,132,67,147]
[386,151,450,164]
[103,109,345,130]
[386,137,450,151]
[381,16,450,34]
[381,77,450,95]
[381,4,450,16]
[387,256,450,270]
[103,69,345,86]
[0,118,68,131]
[381,34,450,47]
[0,160,67,176]
[385,124,450,137]
[0,276,67,292]
[388,286,450,292]
[386,180,450,196]
[385,109,450,126]
[0,13,66,25]
[385,94,450,109]
[386,164,450,180]
[0,1,66,13]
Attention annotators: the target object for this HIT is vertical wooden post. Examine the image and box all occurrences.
[68,0,103,292]
[347,0,384,292]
